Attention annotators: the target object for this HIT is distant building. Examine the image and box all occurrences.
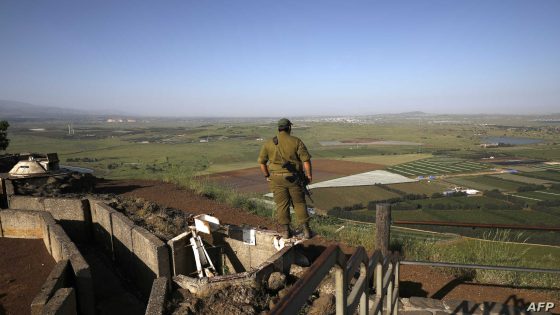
[107,119,116,123]
[444,187,480,196]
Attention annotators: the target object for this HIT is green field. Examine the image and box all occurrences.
[521,170,560,182]
[534,163,560,171]
[445,175,524,192]
[338,153,432,166]
[395,195,518,210]
[386,181,450,195]
[511,191,560,203]
[388,157,490,177]
[492,173,554,185]
[311,185,400,211]
[391,208,560,226]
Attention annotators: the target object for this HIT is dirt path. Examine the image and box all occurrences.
[0,238,55,315]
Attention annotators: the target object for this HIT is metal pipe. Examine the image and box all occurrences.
[400,260,560,274]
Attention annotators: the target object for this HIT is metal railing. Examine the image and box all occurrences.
[401,260,560,274]
[394,220,560,232]
[269,244,400,315]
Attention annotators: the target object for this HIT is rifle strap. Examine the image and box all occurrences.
[272,136,288,166]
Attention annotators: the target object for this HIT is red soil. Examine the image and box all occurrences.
[0,238,55,315]
[204,159,384,193]
[95,179,275,230]
[400,264,559,311]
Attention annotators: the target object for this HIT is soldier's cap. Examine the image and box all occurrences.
[277,118,292,128]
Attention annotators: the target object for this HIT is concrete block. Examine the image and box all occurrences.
[31,260,71,315]
[49,224,72,262]
[145,277,168,315]
[68,252,95,315]
[43,198,91,243]
[132,226,171,297]
[37,212,57,255]
[168,232,196,276]
[110,212,135,276]
[8,195,45,211]
[41,288,77,315]
[4,179,15,195]
[409,297,446,310]
[49,225,96,315]
[90,201,115,255]
[0,209,43,238]
[225,227,278,271]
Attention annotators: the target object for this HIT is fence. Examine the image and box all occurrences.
[270,204,399,315]
[269,244,400,315]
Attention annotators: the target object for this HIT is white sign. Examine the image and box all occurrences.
[243,228,256,245]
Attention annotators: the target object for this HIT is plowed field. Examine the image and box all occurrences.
[204,159,384,193]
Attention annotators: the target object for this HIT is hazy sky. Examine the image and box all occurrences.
[1,1,559,116]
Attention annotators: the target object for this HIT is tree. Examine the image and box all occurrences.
[0,120,9,150]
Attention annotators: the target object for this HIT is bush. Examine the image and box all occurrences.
[517,184,546,192]
[431,192,444,198]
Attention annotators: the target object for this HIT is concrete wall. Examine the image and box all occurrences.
[89,200,115,256]
[90,200,171,298]
[8,195,92,242]
[131,223,171,297]
[41,287,77,315]
[31,260,71,315]
[145,277,168,315]
[223,226,279,272]
[5,196,175,305]
[0,209,45,238]
[0,210,95,315]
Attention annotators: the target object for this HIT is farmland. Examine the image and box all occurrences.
[492,173,554,185]
[204,159,383,193]
[521,170,560,182]
[534,163,560,171]
[388,157,491,177]
[386,181,450,195]
[4,114,560,248]
[444,176,525,191]
[310,185,401,212]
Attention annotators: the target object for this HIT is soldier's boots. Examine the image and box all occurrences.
[281,224,293,239]
[302,223,314,239]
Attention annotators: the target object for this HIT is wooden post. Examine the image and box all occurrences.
[375,203,391,257]
[335,266,348,315]
[359,263,368,315]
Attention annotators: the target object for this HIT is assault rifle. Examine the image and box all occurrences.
[297,172,314,203]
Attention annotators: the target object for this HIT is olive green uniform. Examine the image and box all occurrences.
[257,131,311,225]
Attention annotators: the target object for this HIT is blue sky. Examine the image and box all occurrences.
[1,0,559,116]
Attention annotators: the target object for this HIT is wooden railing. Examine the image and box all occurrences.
[269,244,400,315]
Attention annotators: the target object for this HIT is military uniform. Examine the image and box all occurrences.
[257,119,312,232]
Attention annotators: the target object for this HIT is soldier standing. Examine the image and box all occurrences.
[258,118,314,239]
